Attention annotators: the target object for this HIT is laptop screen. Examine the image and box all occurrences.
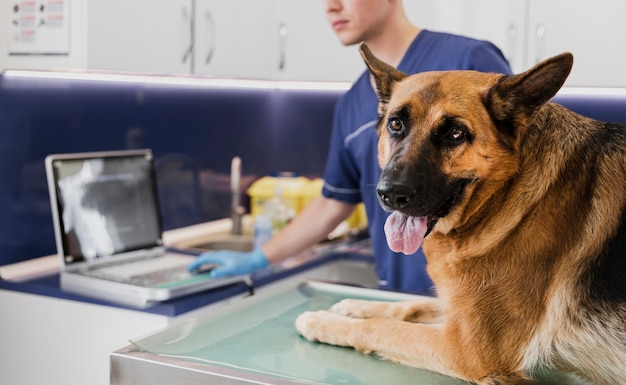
[47,150,163,264]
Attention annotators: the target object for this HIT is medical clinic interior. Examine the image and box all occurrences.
[1,1,625,385]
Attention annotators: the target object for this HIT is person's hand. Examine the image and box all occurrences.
[187,248,269,278]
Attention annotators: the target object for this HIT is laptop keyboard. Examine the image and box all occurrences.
[132,265,193,287]
[84,265,192,287]
[81,254,197,287]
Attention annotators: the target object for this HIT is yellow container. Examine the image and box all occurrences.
[302,178,324,207]
[348,202,368,230]
[300,177,368,231]
[247,176,309,217]
[248,176,368,231]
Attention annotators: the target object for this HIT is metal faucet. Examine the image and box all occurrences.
[231,156,244,235]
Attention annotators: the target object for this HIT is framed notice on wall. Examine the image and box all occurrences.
[8,0,70,55]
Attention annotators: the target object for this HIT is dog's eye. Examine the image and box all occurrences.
[387,117,403,133]
[432,116,473,148]
[448,127,465,141]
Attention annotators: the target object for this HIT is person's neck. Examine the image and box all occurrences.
[365,24,421,68]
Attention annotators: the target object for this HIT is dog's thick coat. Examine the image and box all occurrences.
[295,44,626,385]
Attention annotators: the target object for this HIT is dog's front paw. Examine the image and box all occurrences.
[294,310,325,342]
[295,310,358,347]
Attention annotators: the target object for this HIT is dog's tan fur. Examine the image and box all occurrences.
[295,44,626,385]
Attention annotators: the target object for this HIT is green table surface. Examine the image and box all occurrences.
[131,281,584,385]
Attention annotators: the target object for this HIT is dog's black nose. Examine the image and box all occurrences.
[377,180,413,210]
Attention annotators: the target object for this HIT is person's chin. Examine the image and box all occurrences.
[336,33,362,47]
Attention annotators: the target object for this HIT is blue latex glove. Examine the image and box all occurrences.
[187,248,269,278]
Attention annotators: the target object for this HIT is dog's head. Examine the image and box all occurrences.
[359,43,573,254]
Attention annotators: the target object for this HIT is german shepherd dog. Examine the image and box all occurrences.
[295,43,626,385]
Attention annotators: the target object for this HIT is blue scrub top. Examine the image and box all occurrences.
[322,30,513,295]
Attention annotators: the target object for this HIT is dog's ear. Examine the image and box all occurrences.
[486,52,573,140]
[359,43,408,116]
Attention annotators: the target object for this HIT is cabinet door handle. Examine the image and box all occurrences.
[534,24,545,65]
[182,6,194,64]
[278,23,287,71]
[204,11,216,64]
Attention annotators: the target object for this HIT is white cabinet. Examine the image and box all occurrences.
[2,1,625,85]
[405,0,626,87]
[87,0,363,81]
[194,0,363,82]
[404,0,528,73]
[0,290,171,385]
[194,0,274,79]
[86,0,193,74]
[270,0,363,82]
[0,0,195,74]
[0,0,362,81]
[527,0,626,87]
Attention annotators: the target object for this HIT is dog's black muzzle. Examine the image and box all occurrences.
[377,179,414,211]
[377,162,472,220]
[376,157,445,217]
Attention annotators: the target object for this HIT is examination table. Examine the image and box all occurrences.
[111,274,586,385]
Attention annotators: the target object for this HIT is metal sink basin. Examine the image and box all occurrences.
[192,235,254,252]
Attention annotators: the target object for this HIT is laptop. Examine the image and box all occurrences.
[45,149,244,308]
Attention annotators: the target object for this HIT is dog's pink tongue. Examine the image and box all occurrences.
[384,211,428,255]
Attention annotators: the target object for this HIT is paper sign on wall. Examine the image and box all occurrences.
[8,0,70,55]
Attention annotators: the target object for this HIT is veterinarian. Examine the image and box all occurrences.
[189,0,512,295]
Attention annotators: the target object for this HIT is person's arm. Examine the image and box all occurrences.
[262,195,356,263]
[188,194,355,277]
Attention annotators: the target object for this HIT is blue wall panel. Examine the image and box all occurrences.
[0,74,345,265]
